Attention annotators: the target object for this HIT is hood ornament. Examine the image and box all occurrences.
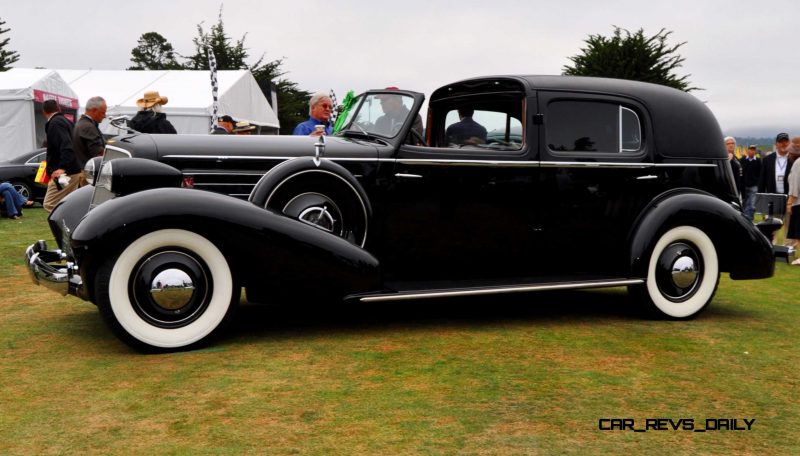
[313,135,325,167]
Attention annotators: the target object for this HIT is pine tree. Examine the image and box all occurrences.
[128,32,182,70]
[0,17,21,71]
[182,6,311,133]
[563,27,699,92]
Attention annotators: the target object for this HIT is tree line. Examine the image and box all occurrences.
[127,9,309,134]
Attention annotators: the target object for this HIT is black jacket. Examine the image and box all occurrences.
[758,152,791,194]
[130,111,177,134]
[740,156,762,188]
[73,115,106,166]
[729,157,742,195]
[45,113,80,175]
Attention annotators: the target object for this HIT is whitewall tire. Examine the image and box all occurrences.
[96,229,238,351]
[635,226,719,319]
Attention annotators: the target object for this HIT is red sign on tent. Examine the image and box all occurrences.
[33,89,78,109]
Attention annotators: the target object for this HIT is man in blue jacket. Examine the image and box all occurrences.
[293,93,333,136]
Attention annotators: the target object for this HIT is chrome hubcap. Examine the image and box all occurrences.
[131,251,211,328]
[655,242,702,302]
[150,269,195,310]
[671,256,698,289]
[298,205,335,232]
[283,192,342,235]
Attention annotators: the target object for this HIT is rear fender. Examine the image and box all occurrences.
[628,189,774,280]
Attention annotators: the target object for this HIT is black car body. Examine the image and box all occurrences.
[26,75,777,351]
[0,148,47,202]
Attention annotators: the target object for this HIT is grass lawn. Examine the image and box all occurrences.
[1,207,798,454]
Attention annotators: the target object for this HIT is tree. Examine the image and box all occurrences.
[182,7,311,133]
[563,27,699,92]
[0,16,20,71]
[183,9,249,71]
[128,32,182,70]
[273,79,312,135]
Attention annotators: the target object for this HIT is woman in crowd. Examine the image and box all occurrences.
[0,182,35,220]
[786,138,800,264]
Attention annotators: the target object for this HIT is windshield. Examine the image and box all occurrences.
[341,93,416,138]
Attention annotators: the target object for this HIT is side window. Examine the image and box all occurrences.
[546,100,642,153]
[26,152,47,164]
[443,108,523,151]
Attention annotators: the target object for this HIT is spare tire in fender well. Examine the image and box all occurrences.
[249,157,373,247]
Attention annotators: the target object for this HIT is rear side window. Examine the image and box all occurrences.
[546,101,641,153]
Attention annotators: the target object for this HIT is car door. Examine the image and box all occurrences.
[374,107,540,285]
[536,91,658,278]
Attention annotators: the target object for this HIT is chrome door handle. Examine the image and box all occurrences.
[395,173,423,179]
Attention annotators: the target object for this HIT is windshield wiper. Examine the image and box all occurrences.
[340,122,372,139]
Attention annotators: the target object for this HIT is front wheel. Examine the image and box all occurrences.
[630,226,719,319]
[95,229,239,351]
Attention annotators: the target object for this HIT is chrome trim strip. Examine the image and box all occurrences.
[104,144,132,158]
[191,183,258,187]
[162,154,718,169]
[396,159,717,169]
[163,155,382,163]
[358,279,644,302]
[620,106,642,153]
[183,172,266,176]
[163,154,294,160]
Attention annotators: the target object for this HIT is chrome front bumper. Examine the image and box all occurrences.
[25,240,83,297]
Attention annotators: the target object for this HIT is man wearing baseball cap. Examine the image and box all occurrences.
[213,115,236,134]
[759,133,791,195]
[739,144,761,220]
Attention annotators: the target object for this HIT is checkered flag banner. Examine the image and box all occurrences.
[329,89,338,125]
[207,47,219,133]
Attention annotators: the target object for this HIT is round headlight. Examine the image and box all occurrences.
[84,158,97,185]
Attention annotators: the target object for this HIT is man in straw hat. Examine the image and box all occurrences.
[130,90,177,134]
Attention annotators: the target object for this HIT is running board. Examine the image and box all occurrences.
[356,278,644,303]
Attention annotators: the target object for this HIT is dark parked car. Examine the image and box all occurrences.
[0,148,47,202]
[27,75,777,351]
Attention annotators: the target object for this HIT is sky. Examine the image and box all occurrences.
[3,0,798,138]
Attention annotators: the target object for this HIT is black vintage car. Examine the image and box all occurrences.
[26,75,776,351]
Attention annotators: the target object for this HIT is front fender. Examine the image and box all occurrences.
[629,190,774,280]
[249,156,373,218]
[71,188,381,302]
[48,185,94,249]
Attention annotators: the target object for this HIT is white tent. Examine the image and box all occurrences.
[56,69,279,135]
[0,69,79,161]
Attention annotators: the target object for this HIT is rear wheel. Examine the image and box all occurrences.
[11,181,32,201]
[95,229,239,351]
[631,226,719,319]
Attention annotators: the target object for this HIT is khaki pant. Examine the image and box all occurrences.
[43,171,87,212]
